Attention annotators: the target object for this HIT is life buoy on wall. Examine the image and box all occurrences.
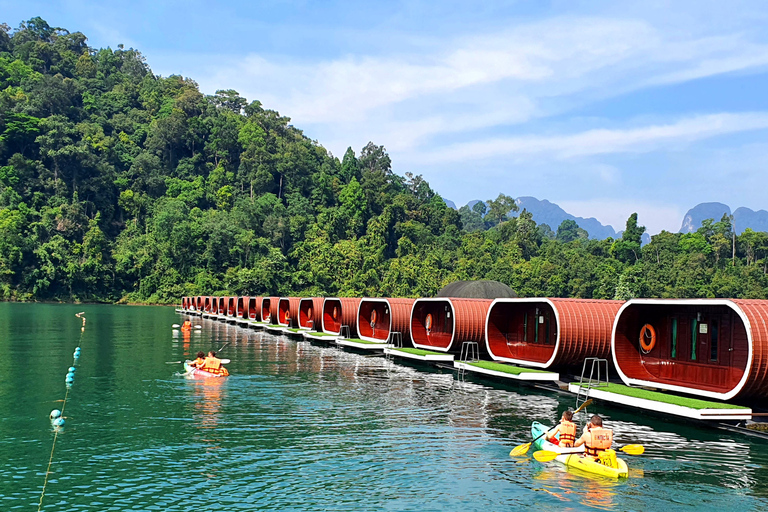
[639,324,656,353]
[370,309,378,328]
[332,306,338,320]
[425,313,433,334]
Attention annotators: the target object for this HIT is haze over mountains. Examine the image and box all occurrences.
[446,197,768,239]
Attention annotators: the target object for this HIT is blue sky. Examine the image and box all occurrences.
[4,1,768,234]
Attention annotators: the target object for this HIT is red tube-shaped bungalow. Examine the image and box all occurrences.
[237,296,249,318]
[322,298,362,336]
[226,296,236,316]
[248,297,262,320]
[411,298,491,353]
[299,297,324,330]
[278,297,301,326]
[181,297,189,309]
[261,297,279,323]
[486,298,623,369]
[357,298,415,343]
[196,296,203,310]
[613,299,768,400]
[217,297,226,315]
[204,296,213,313]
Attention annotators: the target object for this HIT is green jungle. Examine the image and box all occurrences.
[2,17,768,304]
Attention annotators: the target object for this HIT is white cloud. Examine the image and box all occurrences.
[409,112,768,165]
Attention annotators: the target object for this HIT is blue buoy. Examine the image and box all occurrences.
[73,352,80,359]
[50,409,62,420]
[68,366,76,373]
[65,375,74,384]
[53,417,65,427]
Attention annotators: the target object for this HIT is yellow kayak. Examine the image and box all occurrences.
[557,452,629,478]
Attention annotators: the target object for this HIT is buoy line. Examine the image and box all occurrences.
[37,312,86,511]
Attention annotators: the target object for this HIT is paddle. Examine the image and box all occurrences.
[509,399,593,456]
[533,444,645,462]
[166,358,230,365]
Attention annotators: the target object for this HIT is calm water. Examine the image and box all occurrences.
[1,303,767,511]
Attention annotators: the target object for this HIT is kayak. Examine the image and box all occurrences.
[183,361,229,378]
[532,421,628,478]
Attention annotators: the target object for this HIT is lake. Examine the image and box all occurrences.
[1,303,767,511]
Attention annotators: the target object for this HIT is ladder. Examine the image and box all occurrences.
[576,357,609,408]
[457,341,479,380]
[340,325,351,339]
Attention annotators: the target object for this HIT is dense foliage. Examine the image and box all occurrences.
[2,18,768,303]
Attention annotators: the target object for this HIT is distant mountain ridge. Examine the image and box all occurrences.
[443,196,768,241]
[679,202,768,234]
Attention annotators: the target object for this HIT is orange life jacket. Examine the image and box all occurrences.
[559,420,577,446]
[585,427,613,457]
[193,357,205,368]
[203,356,221,369]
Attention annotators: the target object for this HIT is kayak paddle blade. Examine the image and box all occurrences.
[574,399,593,414]
[533,450,560,462]
[619,444,645,455]
[509,442,532,456]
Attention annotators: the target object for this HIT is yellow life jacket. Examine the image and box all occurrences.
[203,356,221,369]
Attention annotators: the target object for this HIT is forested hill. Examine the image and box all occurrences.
[2,18,768,303]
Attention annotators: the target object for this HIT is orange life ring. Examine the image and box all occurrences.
[370,309,378,328]
[332,306,338,320]
[425,313,433,331]
[639,324,656,353]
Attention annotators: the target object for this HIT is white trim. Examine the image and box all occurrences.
[484,298,560,369]
[337,339,391,350]
[321,297,342,335]
[410,298,455,353]
[568,384,752,420]
[611,299,752,401]
[384,347,454,362]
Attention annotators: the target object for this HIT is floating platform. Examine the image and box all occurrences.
[384,347,454,363]
[336,338,391,351]
[454,360,560,382]
[568,382,752,421]
[302,331,340,343]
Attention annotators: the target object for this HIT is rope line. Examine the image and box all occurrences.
[37,313,86,511]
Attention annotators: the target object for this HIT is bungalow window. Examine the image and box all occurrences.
[671,318,677,358]
[710,319,719,362]
[691,318,698,361]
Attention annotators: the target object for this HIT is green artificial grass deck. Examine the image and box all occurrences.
[306,332,338,337]
[267,324,283,328]
[341,338,386,344]
[577,382,746,409]
[394,347,447,356]
[466,360,550,375]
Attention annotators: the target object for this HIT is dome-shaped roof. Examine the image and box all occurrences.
[436,280,518,299]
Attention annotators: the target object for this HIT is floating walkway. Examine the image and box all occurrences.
[568,382,752,421]
[384,347,454,363]
[454,360,560,382]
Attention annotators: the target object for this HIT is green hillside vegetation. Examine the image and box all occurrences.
[2,18,768,303]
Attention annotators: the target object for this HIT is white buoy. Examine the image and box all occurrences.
[194,325,202,329]
[172,324,181,328]
[50,409,62,420]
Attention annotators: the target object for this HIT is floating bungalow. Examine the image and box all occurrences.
[261,297,279,324]
[410,298,492,353]
[299,297,324,330]
[278,297,301,327]
[357,298,415,345]
[322,297,361,337]
[248,296,263,321]
[612,298,768,401]
[485,298,623,369]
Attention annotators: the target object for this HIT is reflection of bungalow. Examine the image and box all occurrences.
[261,297,279,323]
[247,297,263,320]
[411,298,492,353]
[278,297,301,327]
[486,298,623,369]
[357,298,415,344]
[299,297,324,330]
[322,298,361,336]
[613,299,768,400]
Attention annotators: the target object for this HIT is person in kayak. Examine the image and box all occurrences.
[190,351,206,368]
[544,410,577,447]
[574,415,614,461]
[202,350,224,370]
